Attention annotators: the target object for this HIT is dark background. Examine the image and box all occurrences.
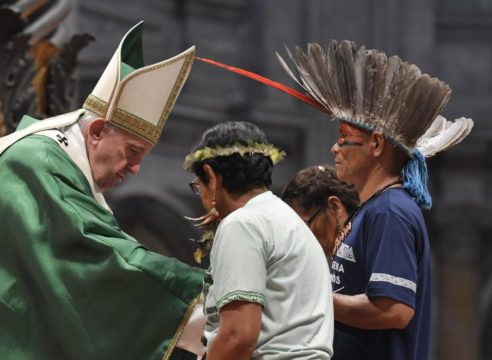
[70,1,492,359]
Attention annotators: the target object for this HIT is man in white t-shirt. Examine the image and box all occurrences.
[184,121,334,359]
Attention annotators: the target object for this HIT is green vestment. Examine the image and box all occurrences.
[0,117,204,359]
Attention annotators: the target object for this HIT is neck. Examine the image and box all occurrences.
[352,140,407,202]
[356,171,401,202]
[217,187,268,219]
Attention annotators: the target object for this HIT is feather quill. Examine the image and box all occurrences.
[353,46,367,122]
[195,57,325,111]
[305,43,336,111]
[338,41,357,118]
[295,46,332,110]
[379,55,402,129]
[368,52,388,128]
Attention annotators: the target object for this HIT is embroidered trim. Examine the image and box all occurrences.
[111,106,160,144]
[369,273,417,292]
[82,95,108,118]
[157,52,194,135]
[83,95,158,144]
[217,290,265,310]
[161,295,200,360]
[335,243,356,263]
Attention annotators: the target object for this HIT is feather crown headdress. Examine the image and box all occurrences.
[183,141,285,171]
[195,40,474,210]
[276,40,452,154]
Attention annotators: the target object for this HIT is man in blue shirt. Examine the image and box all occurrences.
[329,120,430,359]
[272,41,473,360]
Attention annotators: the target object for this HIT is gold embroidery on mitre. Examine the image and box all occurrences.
[83,95,158,143]
[157,51,194,130]
[83,95,109,119]
[111,107,160,144]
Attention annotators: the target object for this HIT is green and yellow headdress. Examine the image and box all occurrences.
[183,140,285,171]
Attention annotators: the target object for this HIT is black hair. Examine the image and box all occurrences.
[190,121,274,194]
[282,165,359,214]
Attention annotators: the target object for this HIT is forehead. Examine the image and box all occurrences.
[339,122,370,137]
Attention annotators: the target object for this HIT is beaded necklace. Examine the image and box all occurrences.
[332,179,403,256]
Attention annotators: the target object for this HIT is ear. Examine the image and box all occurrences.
[371,131,385,157]
[327,196,343,217]
[88,119,107,143]
[202,164,221,193]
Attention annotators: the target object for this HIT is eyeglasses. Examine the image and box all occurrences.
[189,178,200,197]
[305,205,324,226]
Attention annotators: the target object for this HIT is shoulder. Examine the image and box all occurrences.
[1,134,89,194]
[367,188,422,216]
[360,188,425,231]
[218,192,310,250]
[224,192,296,227]
[2,135,68,168]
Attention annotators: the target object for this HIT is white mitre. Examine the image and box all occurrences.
[83,21,194,145]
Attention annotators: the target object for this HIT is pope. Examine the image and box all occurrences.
[0,22,205,359]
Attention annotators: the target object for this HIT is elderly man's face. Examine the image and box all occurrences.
[331,122,372,185]
[86,120,153,191]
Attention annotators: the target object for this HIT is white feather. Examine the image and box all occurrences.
[420,115,446,139]
[416,116,474,157]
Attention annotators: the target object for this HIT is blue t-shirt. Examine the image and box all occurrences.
[331,188,431,360]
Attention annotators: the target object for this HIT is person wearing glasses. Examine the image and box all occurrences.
[281,165,359,259]
[282,165,369,360]
[183,121,334,360]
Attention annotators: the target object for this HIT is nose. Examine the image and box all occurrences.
[331,142,340,154]
[127,163,141,175]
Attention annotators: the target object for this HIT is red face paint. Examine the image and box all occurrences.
[336,122,370,147]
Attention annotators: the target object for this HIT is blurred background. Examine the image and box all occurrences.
[0,0,490,359]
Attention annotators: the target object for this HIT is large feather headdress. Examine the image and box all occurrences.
[276,40,453,154]
[195,40,474,209]
[197,40,472,155]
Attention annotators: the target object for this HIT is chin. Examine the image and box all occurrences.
[98,184,111,192]
[335,169,346,181]
[95,179,113,192]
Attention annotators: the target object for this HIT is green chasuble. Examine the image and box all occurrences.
[0,118,204,359]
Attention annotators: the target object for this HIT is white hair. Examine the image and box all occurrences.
[78,110,117,136]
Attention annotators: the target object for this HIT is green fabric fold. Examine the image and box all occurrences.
[0,132,204,359]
